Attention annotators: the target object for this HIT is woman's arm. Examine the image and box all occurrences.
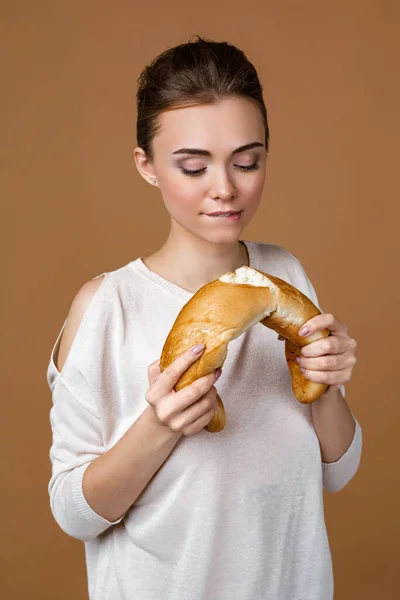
[49,278,182,541]
[282,250,363,491]
[311,386,355,463]
[82,407,182,524]
[311,387,362,492]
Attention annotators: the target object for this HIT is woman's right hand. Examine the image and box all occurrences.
[145,345,222,437]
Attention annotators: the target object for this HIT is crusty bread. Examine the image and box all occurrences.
[160,265,329,433]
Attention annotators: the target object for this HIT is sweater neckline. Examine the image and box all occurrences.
[129,240,261,302]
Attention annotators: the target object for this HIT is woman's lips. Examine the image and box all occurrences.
[203,210,243,221]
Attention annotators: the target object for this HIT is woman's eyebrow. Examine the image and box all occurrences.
[172,142,265,156]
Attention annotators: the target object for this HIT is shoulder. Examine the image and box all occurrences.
[56,275,106,373]
[252,240,319,301]
[252,241,304,272]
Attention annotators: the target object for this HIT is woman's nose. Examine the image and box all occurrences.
[209,170,236,201]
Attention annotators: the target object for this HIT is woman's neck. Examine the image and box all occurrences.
[142,236,249,294]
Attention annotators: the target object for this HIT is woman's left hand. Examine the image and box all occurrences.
[296,314,357,388]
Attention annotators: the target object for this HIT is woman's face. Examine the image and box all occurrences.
[144,96,267,244]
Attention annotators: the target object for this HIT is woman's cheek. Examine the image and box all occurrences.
[166,179,204,210]
[161,186,201,220]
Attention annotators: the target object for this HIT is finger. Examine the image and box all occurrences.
[174,369,220,411]
[182,403,218,437]
[147,358,161,384]
[296,352,349,372]
[299,366,352,386]
[301,334,356,358]
[158,371,218,427]
[155,344,205,396]
[299,313,347,337]
[174,386,218,432]
[300,336,342,357]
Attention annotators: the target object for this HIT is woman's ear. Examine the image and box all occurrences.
[133,147,158,186]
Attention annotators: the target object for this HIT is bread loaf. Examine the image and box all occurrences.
[160,265,329,432]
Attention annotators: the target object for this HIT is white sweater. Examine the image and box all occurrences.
[47,240,362,600]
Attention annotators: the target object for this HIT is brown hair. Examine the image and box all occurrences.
[136,35,270,162]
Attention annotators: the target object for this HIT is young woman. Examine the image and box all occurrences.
[47,36,362,600]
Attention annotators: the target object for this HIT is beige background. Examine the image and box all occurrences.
[2,1,399,598]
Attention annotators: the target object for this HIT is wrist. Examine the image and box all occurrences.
[317,384,342,401]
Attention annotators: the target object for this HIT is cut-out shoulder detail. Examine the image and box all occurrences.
[55,275,106,374]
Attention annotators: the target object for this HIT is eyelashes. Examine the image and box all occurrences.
[179,162,260,177]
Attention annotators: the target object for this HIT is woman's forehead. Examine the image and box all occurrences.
[154,97,265,152]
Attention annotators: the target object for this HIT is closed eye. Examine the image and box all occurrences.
[179,162,260,177]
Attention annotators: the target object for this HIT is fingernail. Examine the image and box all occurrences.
[215,368,222,380]
[299,326,310,336]
[192,344,205,354]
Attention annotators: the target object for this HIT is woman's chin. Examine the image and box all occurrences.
[196,228,245,246]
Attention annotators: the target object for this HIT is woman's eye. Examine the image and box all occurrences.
[179,167,207,177]
[236,162,260,172]
[179,162,259,177]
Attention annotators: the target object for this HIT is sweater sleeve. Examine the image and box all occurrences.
[48,376,125,542]
[321,415,362,492]
[46,273,126,542]
[282,248,363,492]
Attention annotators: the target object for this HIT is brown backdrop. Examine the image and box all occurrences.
[2,1,399,598]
